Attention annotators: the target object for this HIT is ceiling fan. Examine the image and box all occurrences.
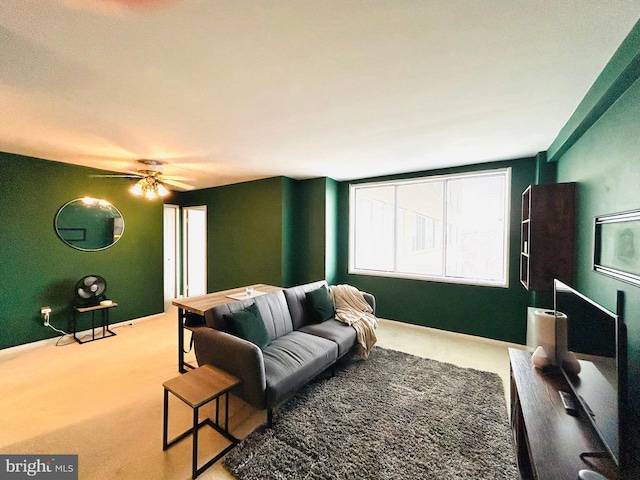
[91,159,194,199]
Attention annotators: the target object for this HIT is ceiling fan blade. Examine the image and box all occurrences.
[90,174,143,178]
[88,161,195,191]
[162,178,196,191]
[158,175,192,182]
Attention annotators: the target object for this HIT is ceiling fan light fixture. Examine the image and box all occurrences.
[129,181,144,196]
[130,176,169,200]
[156,182,169,197]
[93,159,186,196]
[144,187,157,200]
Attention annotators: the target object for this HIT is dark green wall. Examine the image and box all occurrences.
[551,20,640,464]
[176,176,340,293]
[281,177,296,287]
[289,178,327,285]
[0,153,164,349]
[289,177,340,286]
[335,158,537,344]
[556,76,640,432]
[325,178,339,285]
[176,177,288,291]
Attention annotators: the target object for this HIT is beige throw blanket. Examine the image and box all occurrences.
[329,284,378,358]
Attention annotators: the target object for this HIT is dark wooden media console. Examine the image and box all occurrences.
[509,348,618,479]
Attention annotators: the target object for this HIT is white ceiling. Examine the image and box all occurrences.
[0,1,638,190]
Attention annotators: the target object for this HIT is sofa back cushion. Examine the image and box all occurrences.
[223,303,271,350]
[305,285,335,323]
[204,290,294,341]
[283,280,330,330]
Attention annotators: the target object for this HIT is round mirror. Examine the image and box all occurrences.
[55,197,124,251]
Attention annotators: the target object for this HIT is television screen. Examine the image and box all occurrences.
[554,280,626,468]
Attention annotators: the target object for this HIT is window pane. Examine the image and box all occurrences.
[353,186,395,271]
[349,168,509,287]
[396,181,444,276]
[445,174,506,282]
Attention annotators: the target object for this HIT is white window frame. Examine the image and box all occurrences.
[349,168,511,287]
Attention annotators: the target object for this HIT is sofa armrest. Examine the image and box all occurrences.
[362,292,376,315]
[193,327,267,409]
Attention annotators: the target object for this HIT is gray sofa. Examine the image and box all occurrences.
[193,280,375,425]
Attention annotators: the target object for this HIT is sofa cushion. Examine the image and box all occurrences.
[224,303,271,350]
[263,331,337,407]
[298,320,357,358]
[305,285,335,323]
[283,281,329,330]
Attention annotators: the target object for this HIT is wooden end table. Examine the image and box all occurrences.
[162,365,241,479]
[72,302,118,344]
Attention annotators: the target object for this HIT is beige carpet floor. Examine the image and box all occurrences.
[0,308,519,479]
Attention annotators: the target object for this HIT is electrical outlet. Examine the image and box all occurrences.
[41,306,51,326]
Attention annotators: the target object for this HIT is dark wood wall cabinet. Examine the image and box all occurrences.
[509,348,618,479]
[520,182,576,291]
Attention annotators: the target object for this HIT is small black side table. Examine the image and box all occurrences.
[163,364,241,479]
[72,302,117,344]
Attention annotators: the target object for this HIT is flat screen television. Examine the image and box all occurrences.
[554,279,627,471]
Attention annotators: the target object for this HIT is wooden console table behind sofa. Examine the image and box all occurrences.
[172,284,282,373]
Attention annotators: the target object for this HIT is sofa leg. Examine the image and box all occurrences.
[267,408,273,428]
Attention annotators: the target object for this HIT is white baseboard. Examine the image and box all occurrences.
[0,312,166,361]
[378,318,525,350]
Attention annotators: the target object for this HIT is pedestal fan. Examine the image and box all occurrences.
[75,275,107,307]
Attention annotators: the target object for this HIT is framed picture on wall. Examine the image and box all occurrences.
[594,209,640,286]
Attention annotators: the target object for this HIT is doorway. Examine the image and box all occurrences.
[183,206,207,297]
[163,205,180,311]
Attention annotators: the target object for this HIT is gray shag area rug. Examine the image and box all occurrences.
[224,348,518,480]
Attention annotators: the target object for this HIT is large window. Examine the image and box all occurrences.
[349,168,510,287]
